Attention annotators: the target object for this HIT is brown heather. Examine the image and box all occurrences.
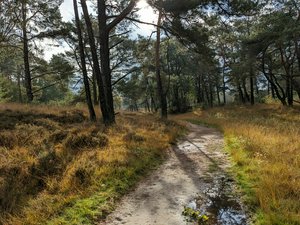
[0,103,181,225]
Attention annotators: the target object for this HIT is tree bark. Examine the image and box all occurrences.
[17,67,23,103]
[81,0,110,123]
[237,82,245,104]
[262,50,287,105]
[250,66,255,105]
[279,46,293,106]
[21,1,33,102]
[85,51,98,105]
[155,9,168,119]
[222,66,226,105]
[97,0,137,125]
[242,79,250,103]
[73,0,96,122]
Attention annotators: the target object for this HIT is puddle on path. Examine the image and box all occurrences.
[184,175,247,225]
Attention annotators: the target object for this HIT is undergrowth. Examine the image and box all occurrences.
[0,103,182,225]
[172,104,300,225]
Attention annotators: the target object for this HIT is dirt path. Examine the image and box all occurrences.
[100,123,248,225]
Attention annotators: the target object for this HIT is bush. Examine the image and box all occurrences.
[0,132,17,149]
[49,130,68,143]
[63,133,108,152]
[36,151,63,176]
[57,110,86,124]
[123,132,145,142]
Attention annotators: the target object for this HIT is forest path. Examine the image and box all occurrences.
[99,123,248,225]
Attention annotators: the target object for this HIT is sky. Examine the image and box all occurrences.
[44,0,157,60]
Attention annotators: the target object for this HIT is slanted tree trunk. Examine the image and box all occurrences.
[21,1,33,102]
[155,9,167,119]
[262,50,287,105]
[216,85,221,105]
[73,0,96,122]
[81,0,110,123]
[85,51,98,105]
[270,75,276,98]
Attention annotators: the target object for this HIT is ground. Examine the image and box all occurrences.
[100,123,248,225]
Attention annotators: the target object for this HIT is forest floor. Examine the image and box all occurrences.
[100,122,248,225]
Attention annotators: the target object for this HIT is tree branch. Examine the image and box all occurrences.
[107,0,138,32]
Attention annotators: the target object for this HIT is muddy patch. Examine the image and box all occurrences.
[184,174,247,225]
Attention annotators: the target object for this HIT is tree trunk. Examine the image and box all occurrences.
[82,0,110,123]
[155,9,167,119]
[100,30,115,124]
[250,67,255,105]
[286,75,293,106]
[242,79,250,103]
[73,0,96,122]
[222,70,226,105]
[216,85,221,105]
[209,82,213,107]
[237,82,245,104]
[269,75,276,98]
[17,67,23,103]
[97,0,116,125]
[261,50,287,105]
[196,74,203,104]
[293,79,300,99]
[86,51,98,105]
[21,1,33,102]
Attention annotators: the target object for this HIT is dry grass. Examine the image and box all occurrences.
[0,104,182,225]
[172,104,300,225]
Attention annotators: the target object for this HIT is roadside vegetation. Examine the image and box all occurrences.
[173,104,300,225]
[0,103,181,225]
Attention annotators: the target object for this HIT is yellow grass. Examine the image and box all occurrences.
[172,104,300,225]
[0,103,182,225]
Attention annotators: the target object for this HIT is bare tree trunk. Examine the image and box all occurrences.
[279,46,293,106]
[262,50,287,105]
[216,85,221,105]
[99,30,115,124]
[222,70,226,105]
[73,0,96,122]
[17,67,23,103]
[155,9,167,119]
[237,82,245,104]
[81,0,111,124]
[242,79,250,103]
[293,79,300,99]
[21,1,33,102]
[86,51,98,105]
[250,67,255,105]
[209,82,213,107]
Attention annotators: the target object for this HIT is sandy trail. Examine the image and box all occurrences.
[100,123,247,225]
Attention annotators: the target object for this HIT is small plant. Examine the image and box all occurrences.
[182,206,209,224]
[123,132,145,142]
[63,132,109,152]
